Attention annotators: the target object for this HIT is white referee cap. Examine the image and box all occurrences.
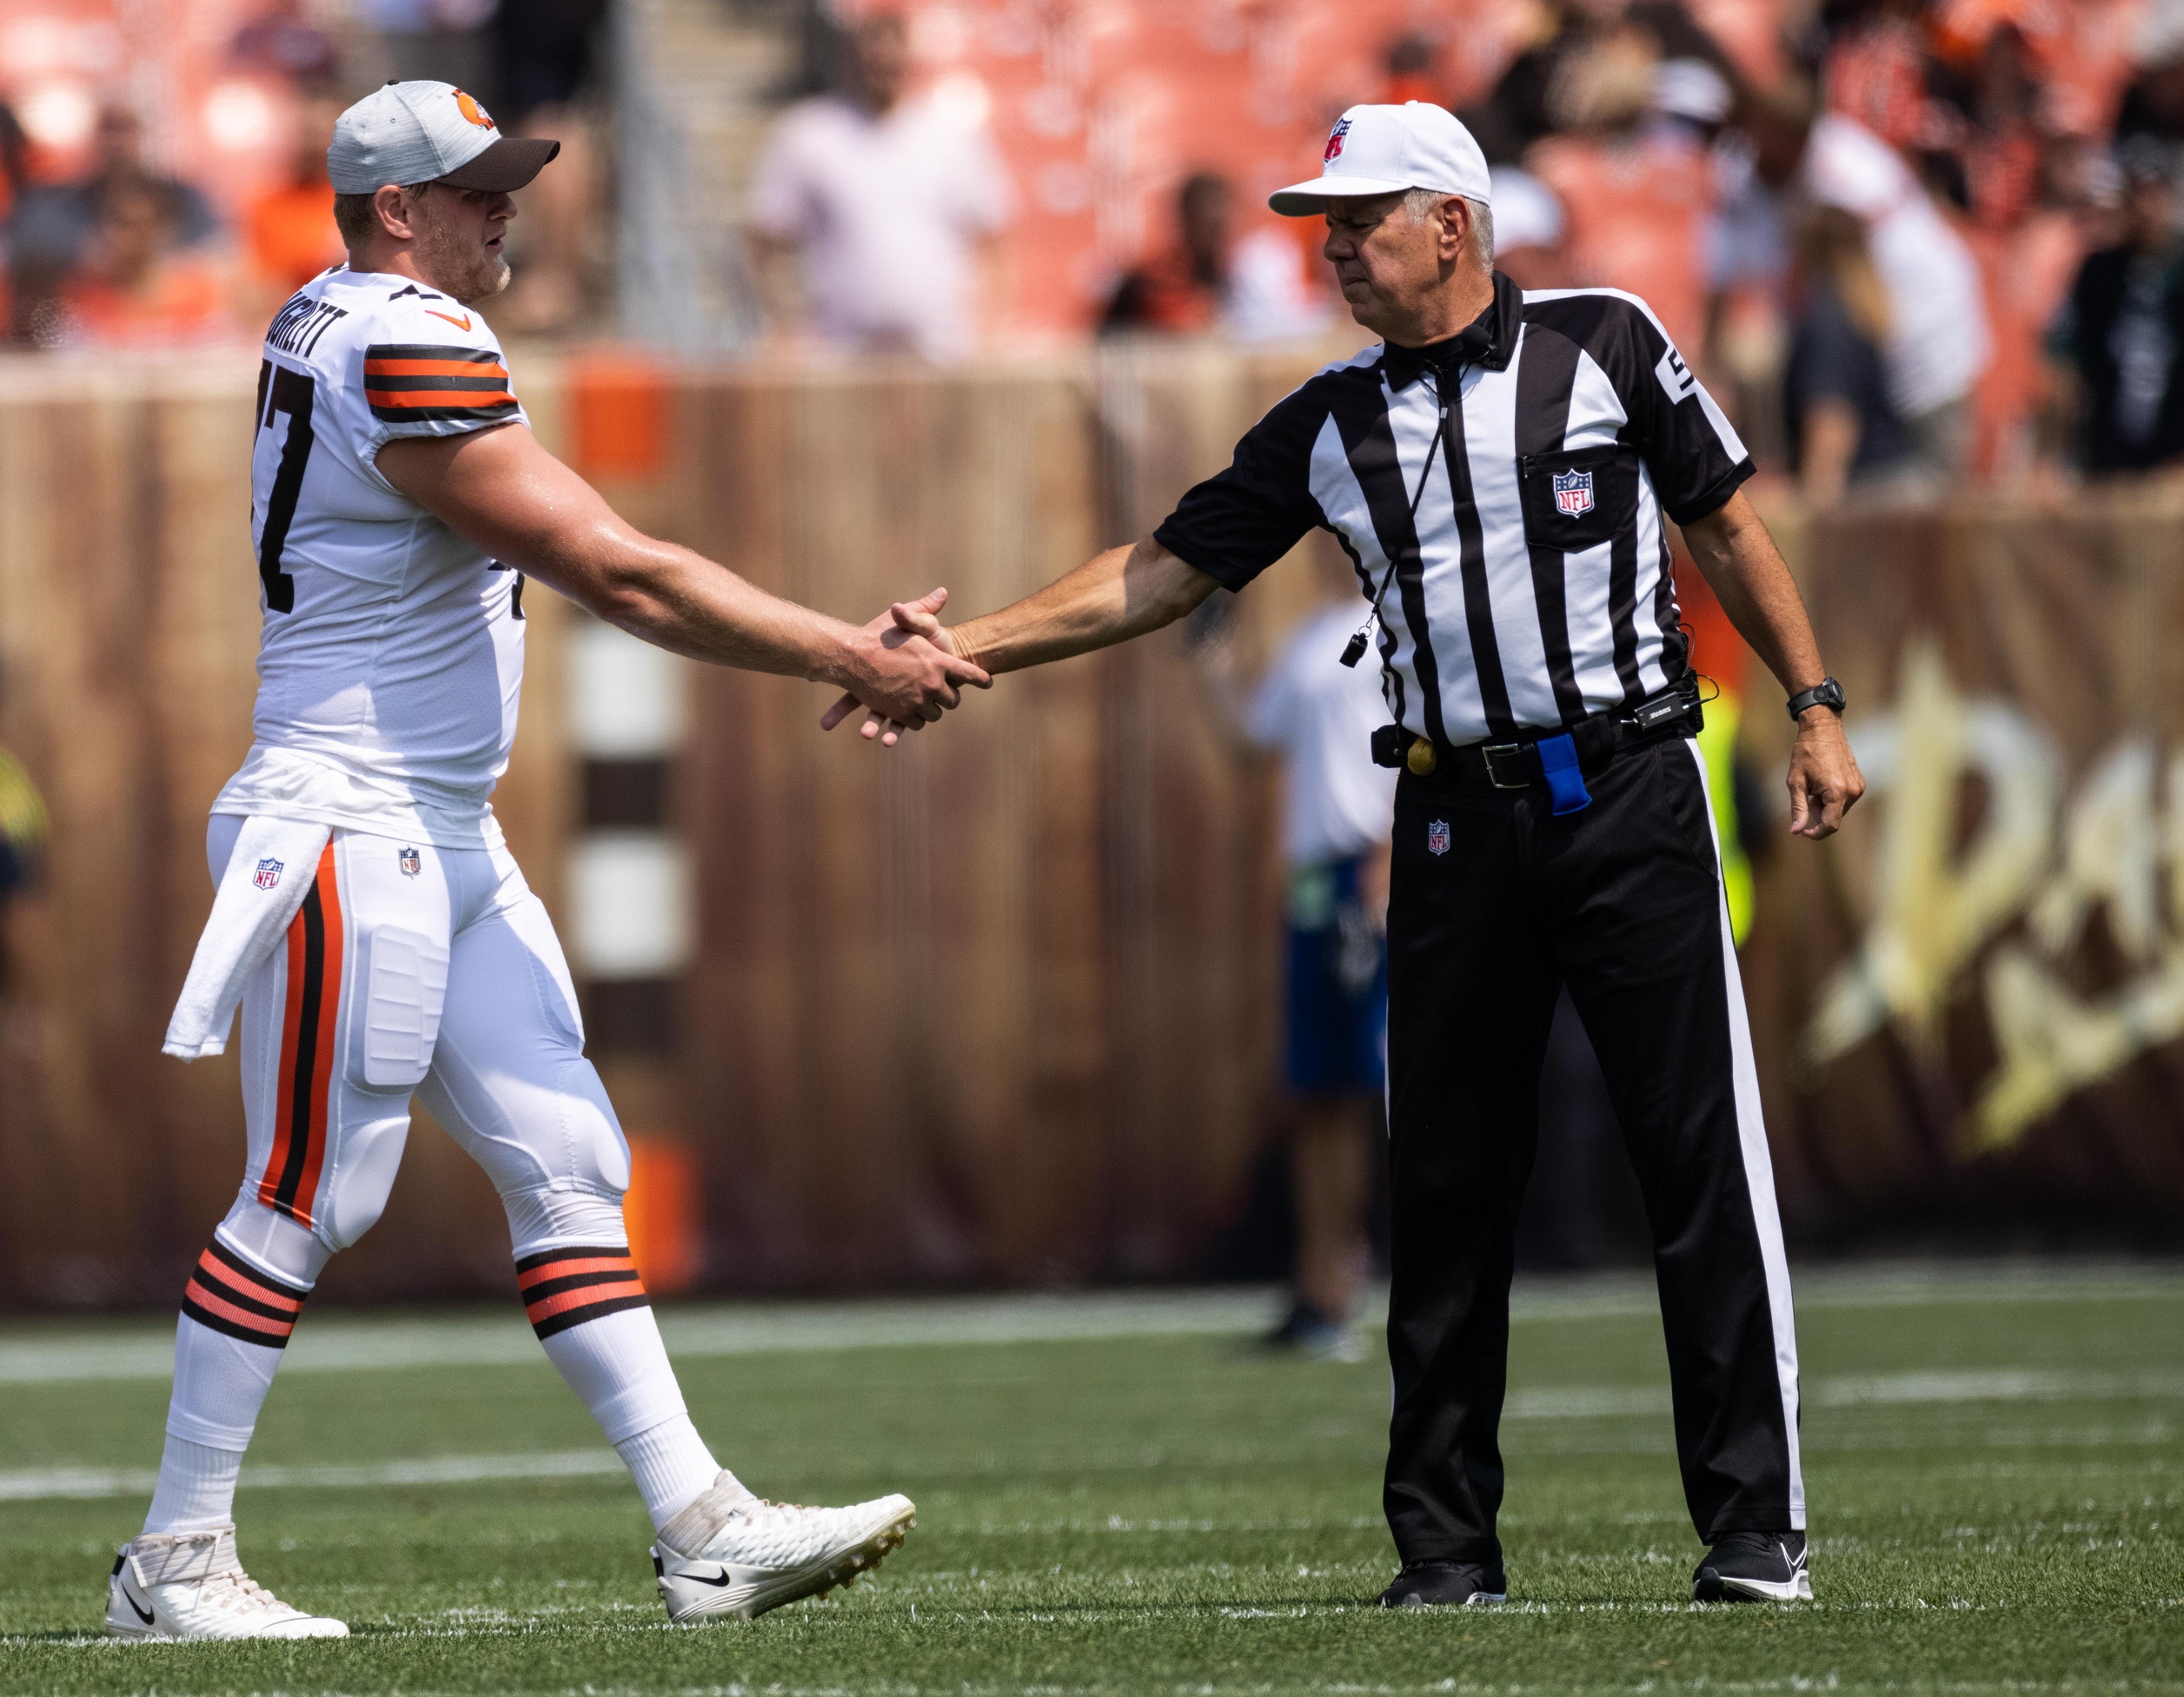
[328,81,559,196]
[1268,103,1492,216]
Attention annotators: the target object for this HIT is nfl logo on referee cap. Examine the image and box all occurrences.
[1324,116,1351,162]
[1553,468,1594,517]
[1427,819,1450,855]
[253,858,283,891]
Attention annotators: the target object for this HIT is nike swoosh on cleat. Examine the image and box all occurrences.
[424,308,473,330]
[121,1584,154,1625]
[680,1567,740,1588]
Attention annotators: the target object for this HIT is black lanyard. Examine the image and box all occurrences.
[1341,372,1447,670]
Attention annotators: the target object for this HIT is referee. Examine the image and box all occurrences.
[833,102,1863,1606]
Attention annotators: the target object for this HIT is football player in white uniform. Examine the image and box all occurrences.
[107,83,980,1642]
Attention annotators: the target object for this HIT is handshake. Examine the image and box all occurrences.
[807,538,1211,746]
[817,585,990,749]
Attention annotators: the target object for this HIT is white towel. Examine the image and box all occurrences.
[163,817,334,1060]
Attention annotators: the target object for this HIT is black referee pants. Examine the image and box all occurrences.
[1382,735,1803,1567]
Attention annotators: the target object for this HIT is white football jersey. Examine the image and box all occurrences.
[213,265,530,849]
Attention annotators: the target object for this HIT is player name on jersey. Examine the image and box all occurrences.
[265,291,349,359]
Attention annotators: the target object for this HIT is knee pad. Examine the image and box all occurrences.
[301,1111,410,1254]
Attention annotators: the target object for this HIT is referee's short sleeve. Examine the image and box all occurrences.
[1618,300,1755,527]
[1152,386,1328,591]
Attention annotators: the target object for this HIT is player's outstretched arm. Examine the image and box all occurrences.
[820,536,1218,739]
[378,423,988,739]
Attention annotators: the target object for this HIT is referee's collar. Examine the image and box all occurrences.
[1380,270,1521,391]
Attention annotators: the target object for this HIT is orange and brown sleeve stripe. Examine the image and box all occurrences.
[515,1245,649,1339]
[181,1239,310,1348]
[364,342,518,424]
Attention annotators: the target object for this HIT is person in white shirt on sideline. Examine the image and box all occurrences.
[1242,595,1398,1361]
[1735,88,1990,481]
[746,10,1014,362]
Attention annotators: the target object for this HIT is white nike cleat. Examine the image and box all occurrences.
[103,1526,349,1641]
[651,1473,916,1622]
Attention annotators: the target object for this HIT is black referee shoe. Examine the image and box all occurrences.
[1377,1561,1508,1608]
[1692,1530,1811,1602]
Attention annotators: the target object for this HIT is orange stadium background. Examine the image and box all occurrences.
[0,1,308,218]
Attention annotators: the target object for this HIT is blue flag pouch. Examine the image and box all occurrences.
[1536,733,1593,816]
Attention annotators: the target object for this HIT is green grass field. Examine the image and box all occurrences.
[1,1266,2179,1695]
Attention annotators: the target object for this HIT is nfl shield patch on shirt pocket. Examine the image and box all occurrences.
[1516,444,1640,551]
[355,925,450,1090]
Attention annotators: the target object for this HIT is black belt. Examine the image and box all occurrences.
[1371,676,1705,812]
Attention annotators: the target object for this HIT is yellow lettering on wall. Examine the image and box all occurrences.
[1804,643,2058,1064]
[1807,643,2184,1156]
[1971,945,2184,1154]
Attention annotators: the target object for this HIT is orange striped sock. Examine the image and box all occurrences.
[514,1244,649,1339]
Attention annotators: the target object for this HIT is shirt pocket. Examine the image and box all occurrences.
[1516,443,1642,553]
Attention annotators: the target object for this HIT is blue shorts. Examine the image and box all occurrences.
[1283,854,1388,1096]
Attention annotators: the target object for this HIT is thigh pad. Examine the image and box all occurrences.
[355,924,450,1090]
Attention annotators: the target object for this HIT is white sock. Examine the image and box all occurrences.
[143,1435,246,1535]
[616,1416,741,1528]
[143,1241,315,1536]
[516,1253,744,1528]
[163,1314,284,1448]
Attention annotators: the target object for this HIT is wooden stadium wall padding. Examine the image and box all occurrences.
[1738,487,2184,1236]
[4,348,2176,1310]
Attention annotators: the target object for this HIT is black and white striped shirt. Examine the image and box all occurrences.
[1155,273,1753,747]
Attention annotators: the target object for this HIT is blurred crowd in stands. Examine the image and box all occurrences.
[7,0,2184,492]
[0,0,606,348]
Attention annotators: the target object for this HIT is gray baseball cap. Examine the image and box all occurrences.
[328,81,559,195]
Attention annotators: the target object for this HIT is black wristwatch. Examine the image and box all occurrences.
[1786,677,1846,721]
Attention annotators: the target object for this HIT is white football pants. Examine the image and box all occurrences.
[148,816,728,1536]
[201,814,633,1289]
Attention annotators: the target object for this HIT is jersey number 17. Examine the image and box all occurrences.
[253,358,313,613]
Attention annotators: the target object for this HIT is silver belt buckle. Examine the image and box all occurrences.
[1481,742,1531,789]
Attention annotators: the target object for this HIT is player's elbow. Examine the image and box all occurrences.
[584,565,675,635]
[538,523,677,629]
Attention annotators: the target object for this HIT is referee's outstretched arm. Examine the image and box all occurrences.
[825,500,1864,841]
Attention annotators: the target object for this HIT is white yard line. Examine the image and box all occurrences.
[0,1289,1293,1385]
[4,1365,2179,1503]
[0,1450,628,1502]
[1,1262,2175,1387]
